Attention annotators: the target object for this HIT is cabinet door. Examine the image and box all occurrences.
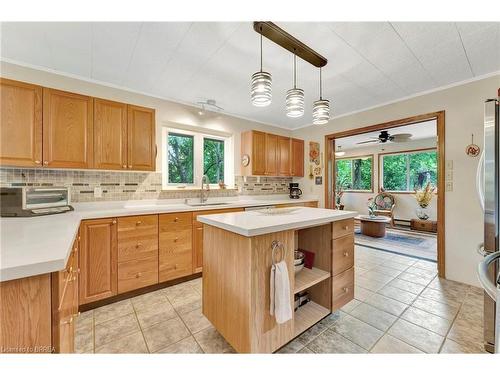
[127,105,155,171]
[291,138,304,177]
[251,131,266,175]
[0,78,43,167]
[79,218,117,305]
[94,98,128,170]
[278,136,291,176]
[265,133,278,176]
[43,88,93,168]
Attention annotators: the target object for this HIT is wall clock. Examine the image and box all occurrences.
[242,154,250,167]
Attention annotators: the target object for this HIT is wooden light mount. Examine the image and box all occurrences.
[253,21,328,68]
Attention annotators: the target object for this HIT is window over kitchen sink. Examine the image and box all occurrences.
[162,127,233,189]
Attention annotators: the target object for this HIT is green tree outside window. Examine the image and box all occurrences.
[168,133,194,184]
[203,138,225,183]
[336,156,373,191]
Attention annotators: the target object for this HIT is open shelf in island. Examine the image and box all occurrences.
[294,301,331,337]
[294,267,330,294]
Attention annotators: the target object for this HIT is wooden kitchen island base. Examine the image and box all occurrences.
[200,208,356,353]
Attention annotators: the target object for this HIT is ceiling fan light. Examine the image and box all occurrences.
[312,99,330,125]
[286,88,304,117]
[251,71,272,107]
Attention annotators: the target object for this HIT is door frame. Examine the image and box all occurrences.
[324,111,446,278]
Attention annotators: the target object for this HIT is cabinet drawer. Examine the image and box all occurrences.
[117,215,158,239]
[118,238,158,262]
[117,256,158,294]
[331,267,354,311]
[159,212,192,231]
[159,228,192,250]
[332,234,354,276]
[332,218,354,239]
[159,246,192,282]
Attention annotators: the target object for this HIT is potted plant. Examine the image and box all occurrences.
[414,182,436,220]
[367,197,376,218]
[335,178,348,210]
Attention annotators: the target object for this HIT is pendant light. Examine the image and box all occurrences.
[251,27,272,107]
[285,50,304,118]
[312,68,330,125]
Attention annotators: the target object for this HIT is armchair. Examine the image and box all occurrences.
[373,192,396,227]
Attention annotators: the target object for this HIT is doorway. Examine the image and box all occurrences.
[325,111,445,278]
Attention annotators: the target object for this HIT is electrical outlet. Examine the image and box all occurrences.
[94,186,102,198]
[445,181,453,192]
[445,170,453,180]
[446,160,453,170]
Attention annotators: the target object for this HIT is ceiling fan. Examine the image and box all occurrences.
[356,130,412,145]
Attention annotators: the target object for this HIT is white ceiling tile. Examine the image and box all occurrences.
[391,22,458,52]
[458,23,500,76]
[91,22,143,84]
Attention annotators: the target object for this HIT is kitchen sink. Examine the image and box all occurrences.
[186,202,232,207]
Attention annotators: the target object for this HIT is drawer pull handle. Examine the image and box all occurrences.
[136,243,142,248]
[343,252,349,257]
[61,317,73,325]
[174,237,178,242]
[174,217,179,222]
[73,312,81,318]
[122,164,127,169]
[136,221,142,225]
[136,272,142,278]
[343,226,349,230]
[342,287,349,294]
[112,220,117,224]
[35,160,41,164]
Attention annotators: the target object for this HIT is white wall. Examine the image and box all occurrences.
[292,74,500,287]
[0,61,292,177]
[339,137,438,221]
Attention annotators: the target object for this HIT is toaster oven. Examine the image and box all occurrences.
[0,187,74,217]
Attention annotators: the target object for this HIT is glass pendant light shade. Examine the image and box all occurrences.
[313,99,330,124]
[251,71,272,107]
[286,88,305,117]
[251,28,272,107]
[286,51,304,118]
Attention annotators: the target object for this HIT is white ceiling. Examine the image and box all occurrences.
[1,22,499,129]
[336,119,437,151]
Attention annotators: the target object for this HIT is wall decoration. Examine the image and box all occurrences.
[466,134,480,157]
[309,141,320,163]
[308,142,323,181]
[315,176,323,185]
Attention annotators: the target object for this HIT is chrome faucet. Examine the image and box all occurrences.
[200,175,210,203]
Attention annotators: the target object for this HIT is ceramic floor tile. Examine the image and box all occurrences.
[171,293,202,315]
[400,306,452,336]
[142,316,191,352]
[135,301,178,329]
[76,310,94,327]
[440,338,487,354]
[398,272,434,286]
[388,319,444,353]
[382,260,411,272]
[413,260,438,271]
[349,302,398,331]
[405,266,437,279]
[377,285,418,305]
[389,256,417,266]
[94,299,134,325]
[164,283,198,304]
[387,278,426,294]
[131,289,170,311]
[330,313,384,350]
[307,329,366,354]
[370,334,424,354]
[360,270,395,283]
[94,331,148,354]
[180,308,212,334]
[194,326,235,353]
[74,323,94,353]
[354,286,376,302]
[447,317,484,346]
[365,293,409,316]
[412,296,460,320]
[420,286,465,306]
[155,335,203,353]
[276,339,304,353]
[355,275,388,292]
[295,314,334,346]
[427,277,471,294]
[94,313,140,347]
[298,347,314,353]
[372,265,403,278]
[340,298,361,313]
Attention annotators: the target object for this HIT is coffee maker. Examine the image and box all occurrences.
[289,183,302,199]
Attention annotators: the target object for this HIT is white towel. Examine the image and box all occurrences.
[270,260,292,324]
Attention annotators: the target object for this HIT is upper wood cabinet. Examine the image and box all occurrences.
[291,138,305,177]
[43,88,93,169]
[79,218,117,305]
[265,133,278,176]
[0,78,43,167]
[278,136,291,176]
[94,98,128,170]
[241,130,304,177]
[127,105,156,171]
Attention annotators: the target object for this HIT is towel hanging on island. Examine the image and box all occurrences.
[270,260,292,324]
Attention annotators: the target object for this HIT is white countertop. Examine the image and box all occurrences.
[0,196,319,282]
[197,207,357,237]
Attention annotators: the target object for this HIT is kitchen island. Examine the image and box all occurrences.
[197,207,357,353]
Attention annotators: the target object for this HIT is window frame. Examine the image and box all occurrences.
[162,127,234,190]
[335,154,374,193]
[378,147,437,194]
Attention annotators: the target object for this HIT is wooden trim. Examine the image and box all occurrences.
[325,111,446,278]
[335,153,374,193]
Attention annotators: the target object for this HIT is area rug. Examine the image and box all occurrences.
[354,226,437,261]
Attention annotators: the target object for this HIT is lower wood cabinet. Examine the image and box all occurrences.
[79,218,117,305]
[159,212,193,282]
[331,218,355,311]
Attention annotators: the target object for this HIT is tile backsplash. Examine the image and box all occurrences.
[0,169,293,202]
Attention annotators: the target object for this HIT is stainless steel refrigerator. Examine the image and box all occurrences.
[477,91,500,353]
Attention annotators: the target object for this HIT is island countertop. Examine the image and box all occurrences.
[197,207,357,237]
